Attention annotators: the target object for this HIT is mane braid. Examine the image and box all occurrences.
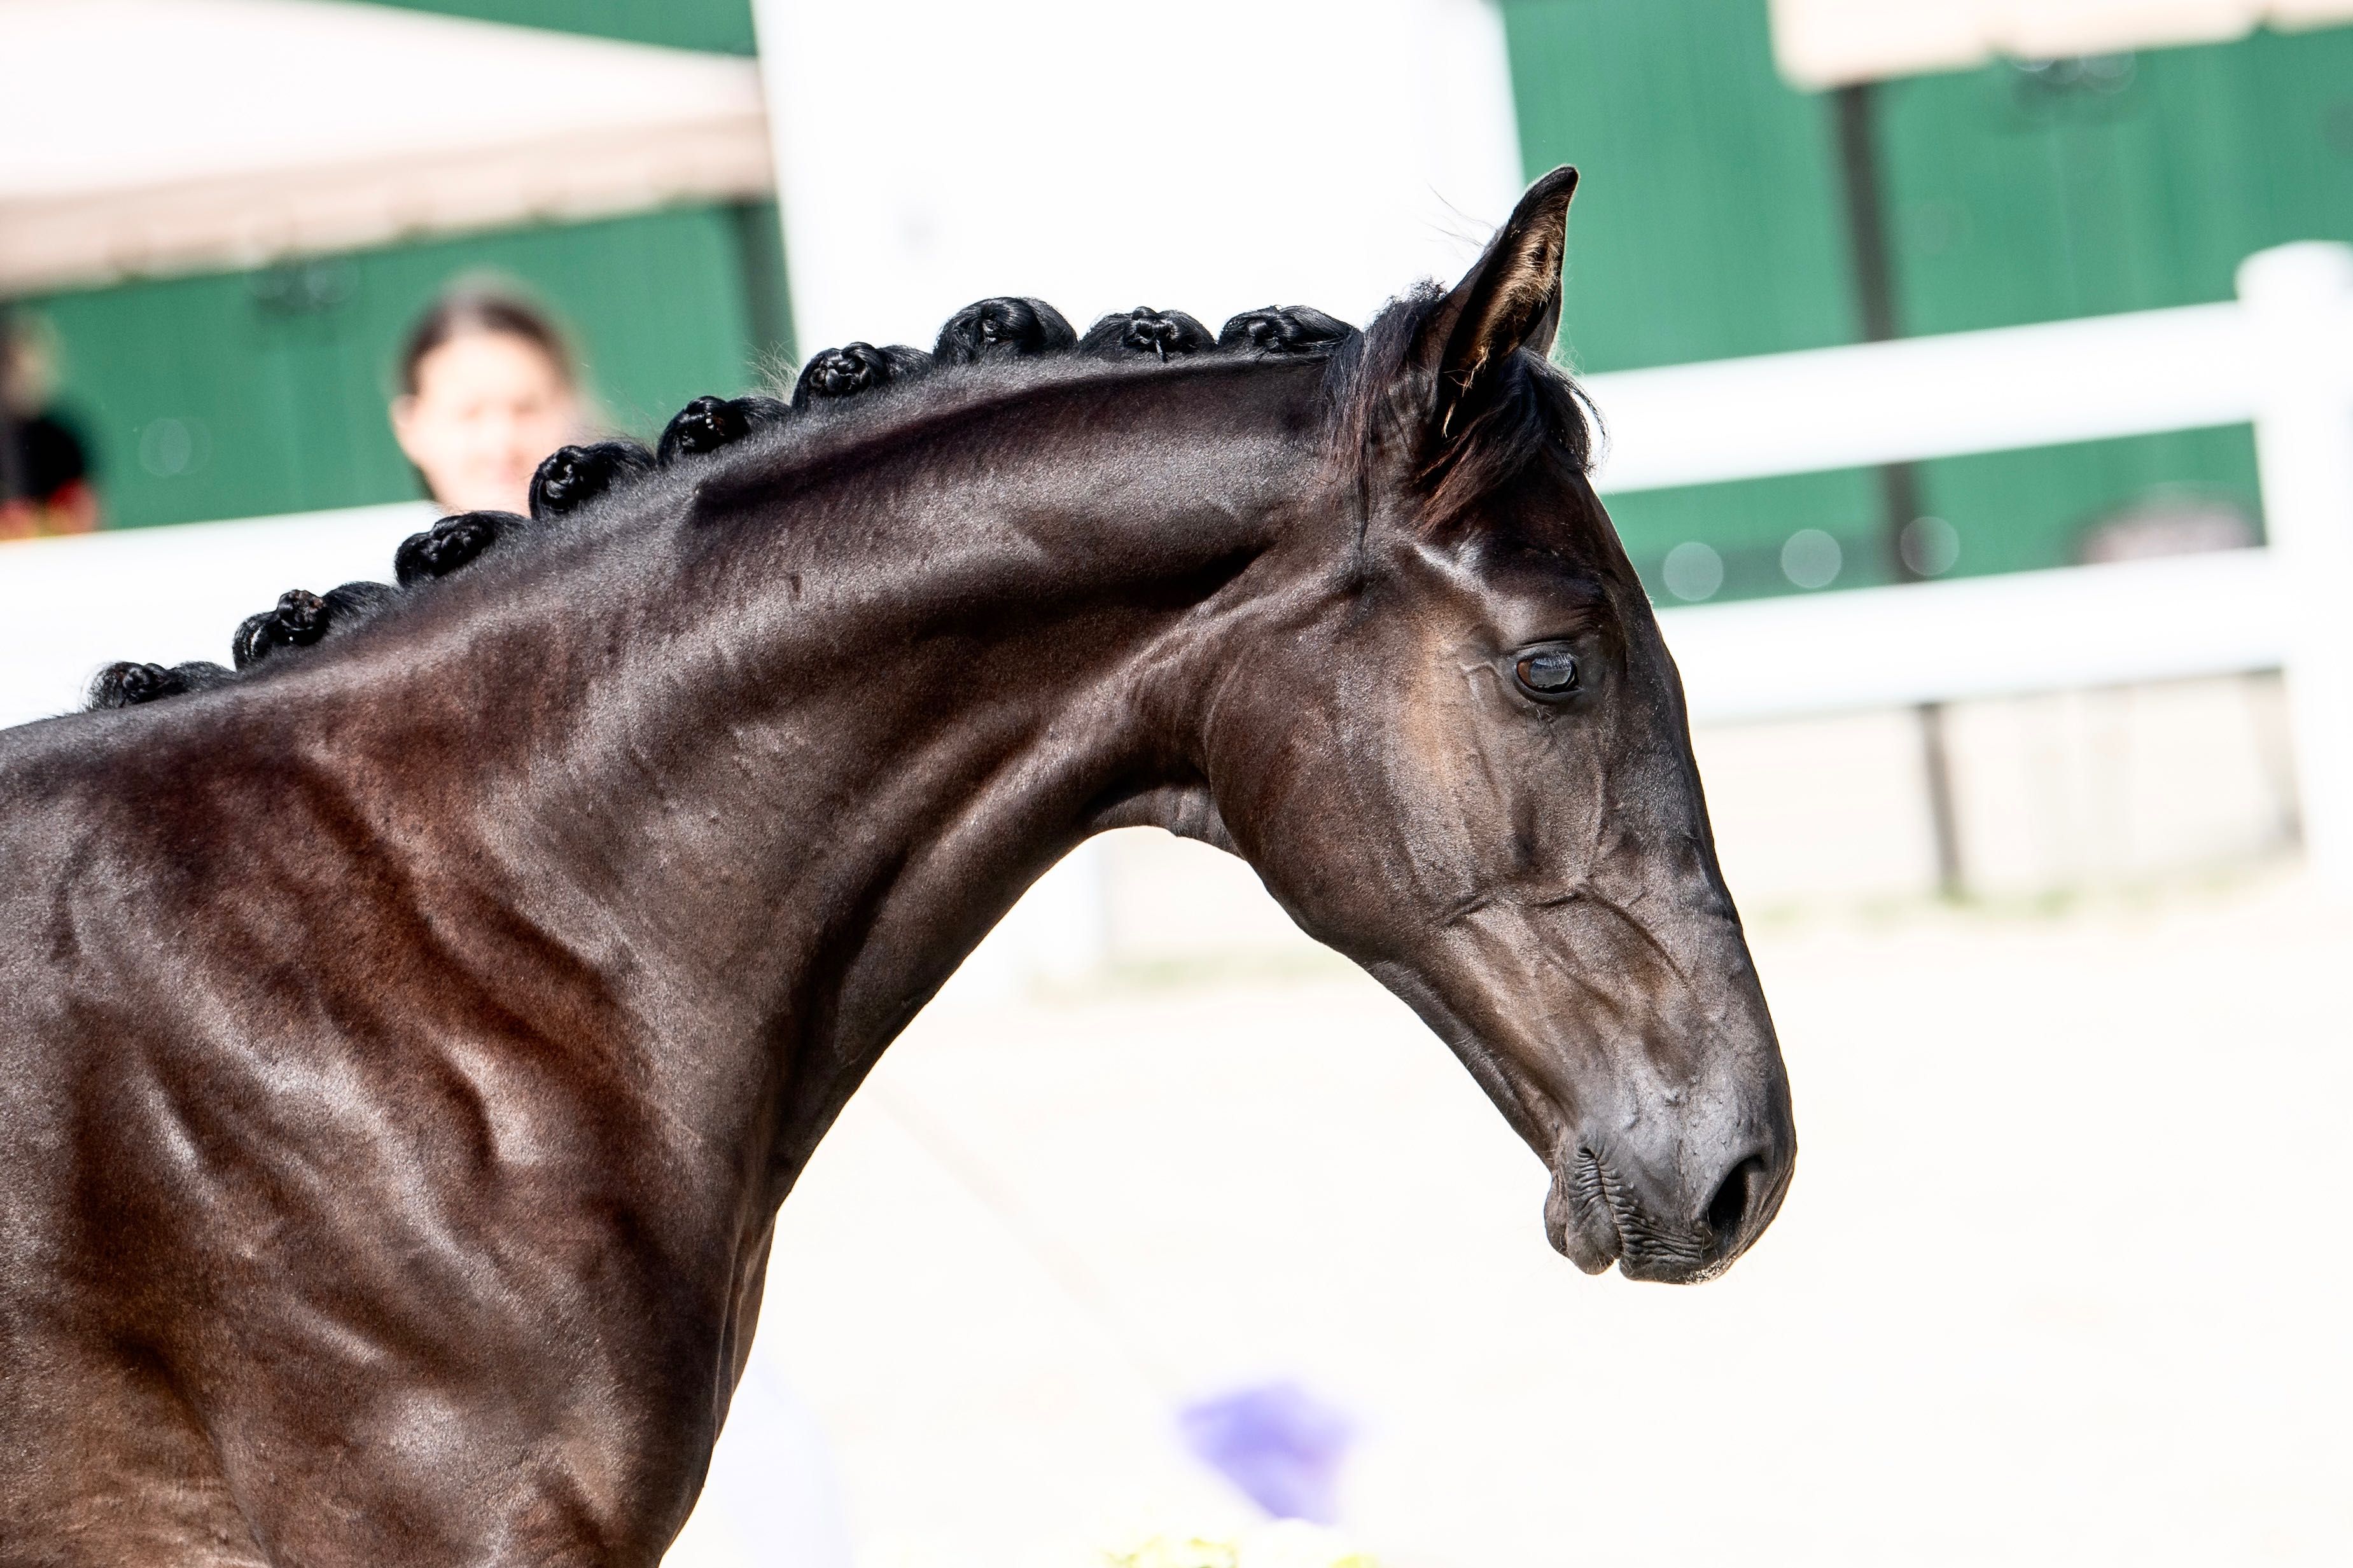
[81,286,1540,718]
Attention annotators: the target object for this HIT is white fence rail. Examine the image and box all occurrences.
[1584,299,2260,492]
[0,501,432,732]
[4,244,2350,896]
[1659,547,2284,725]
[1586,240,2353,896]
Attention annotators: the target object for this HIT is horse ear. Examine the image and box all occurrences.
[1418,165,1578,438]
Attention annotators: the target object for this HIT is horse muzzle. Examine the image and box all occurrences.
[1545,1131,1794,1284]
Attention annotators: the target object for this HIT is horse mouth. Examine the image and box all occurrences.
[1548,1144,1741,1284]
[1547,1146,1625,1275]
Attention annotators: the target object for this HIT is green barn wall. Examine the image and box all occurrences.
[1499,0,1887,597]
[18,0,786,533]
[1878,32,2353,576]
[29,209,778,531]
[1498,1,2353,601]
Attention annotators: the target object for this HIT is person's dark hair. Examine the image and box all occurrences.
[398,288,576,398]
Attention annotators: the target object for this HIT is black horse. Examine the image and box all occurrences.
[0,170,1793,1564]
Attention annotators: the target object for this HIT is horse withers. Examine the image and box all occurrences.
[0,169,1792,1564]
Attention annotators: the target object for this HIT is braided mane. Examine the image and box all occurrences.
[85,293,1590,714]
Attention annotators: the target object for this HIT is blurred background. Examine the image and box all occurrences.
[5,1,2352,1564]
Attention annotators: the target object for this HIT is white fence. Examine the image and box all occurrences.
[1586,240,2353,898]
[4,243,2350,901]
[0,501,434,732]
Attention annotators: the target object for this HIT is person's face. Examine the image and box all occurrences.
[391,331,580,515]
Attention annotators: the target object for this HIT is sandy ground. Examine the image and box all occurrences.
[667,862,2352,1568]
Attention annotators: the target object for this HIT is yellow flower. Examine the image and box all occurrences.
[1103,1525,1376,1568]
[1103,1536,1239,1568]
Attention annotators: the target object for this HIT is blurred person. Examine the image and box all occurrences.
[391,287,584,517]
[1,316,101,540]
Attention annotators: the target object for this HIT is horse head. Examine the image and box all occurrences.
[1194,169,1794,1281]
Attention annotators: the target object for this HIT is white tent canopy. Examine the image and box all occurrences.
[752,0,1526,357]
[0,0,772,295]
[1770,0,2353,88]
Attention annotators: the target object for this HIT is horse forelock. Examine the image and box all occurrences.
[1322,283,1599,536]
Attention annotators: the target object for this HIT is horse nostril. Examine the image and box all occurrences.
[1704,1155,1766,1244]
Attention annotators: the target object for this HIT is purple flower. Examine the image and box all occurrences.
[1177,1382,1355,1525]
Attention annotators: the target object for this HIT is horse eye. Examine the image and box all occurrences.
[1513,646,1581,699]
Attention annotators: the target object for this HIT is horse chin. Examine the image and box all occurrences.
[1544,1156,1621,1275]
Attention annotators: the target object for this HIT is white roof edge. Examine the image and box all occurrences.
[1768,0,2353,90]
[0,0,773,293]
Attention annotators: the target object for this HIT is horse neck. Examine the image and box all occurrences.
[379,361,1327,1181]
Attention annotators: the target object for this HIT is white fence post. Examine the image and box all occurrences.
[2239,242,2353,901]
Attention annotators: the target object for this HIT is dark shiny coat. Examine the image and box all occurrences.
[0,171,1792,1565]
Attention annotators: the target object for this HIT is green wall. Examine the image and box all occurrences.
[1501,0,1884,599]
[1880,34,2353,579]
[1500,1,2353,601]
[28,209,780,531]
[18,0,783,532]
